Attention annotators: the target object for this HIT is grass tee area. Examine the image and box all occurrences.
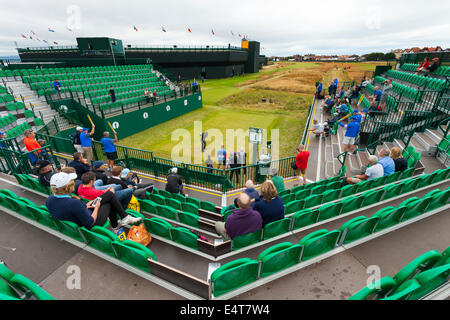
[119,61,382,164]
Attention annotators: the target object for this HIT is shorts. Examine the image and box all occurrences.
[106,152,118,161]
[296,168,306,175]
[343,137,356,145]
[219,159,226,166]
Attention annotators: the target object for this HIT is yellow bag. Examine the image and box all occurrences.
[127,195,141,213]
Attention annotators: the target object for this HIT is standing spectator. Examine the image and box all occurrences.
[270,168,285,194]
[343,155,384,185]
[229,151,241,182]
[109,86,116,103]
[214,193,263,241]
[244,180,260,202]
[252,180,285,227]
[80,126,95,166]
[339,117,361,154]
[53,79,62,98]
[206,155,214,173]
[380,80,393,110]
[295,145,310,186]
[378,148,396,176]
[217,145,227,170]
[70,127,84,153]
[390,147,408,173]
[332,78,339,96]
[101,131,118,170]
[238,147,247,175]
[338,87,345,99]
[192,78,199,92]
[328,82,335,97]
[24,129,43,166]
[69,152,91,181]
[316,81,323,99]
[166,168,185,196]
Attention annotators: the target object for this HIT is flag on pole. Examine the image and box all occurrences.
[67,27,73,32]
[31,30,37,36]
[134,26,138,32]
[188,28,192,33]
[43,40,48,44]
[238,34,242,38]
[21,34,28,39]
[162,26,167,32]
[53,41,58,45]
[48,28,55,32]
[211,29,215,36]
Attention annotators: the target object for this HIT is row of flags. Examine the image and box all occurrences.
[20,27,74,45]
[135,25,247,38]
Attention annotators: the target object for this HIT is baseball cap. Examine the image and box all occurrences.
[93,161,106,169]
[82,128,89,132]
[76,126,83,131]
[171,168,178,174]
[121,168,131,178]
[37,160,50,169]
[50,172,77,189]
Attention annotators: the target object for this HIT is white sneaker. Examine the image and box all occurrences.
[119,215,142,227]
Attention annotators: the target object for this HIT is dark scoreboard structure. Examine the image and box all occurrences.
[17,37,268,79]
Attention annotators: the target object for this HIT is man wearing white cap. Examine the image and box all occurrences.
[70,127,84,153]
[46,172,141,232]
[166,168,185,195]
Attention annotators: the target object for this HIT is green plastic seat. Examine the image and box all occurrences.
[340,195,364,214]
[177,211,199,228]
[406,263,450,300]
[321,189,342,204]
[361,189,385,207]
[232,229,263,251]
[27,205,59,230]
[165,198,182,211]
[211,258,259,298]
[299,229,340,261]
[170,227,198,249]
[425,188,450,212]
[200,201,216,212]
[140,199,157,214]
[373,206,407,231]
[80,226,117,257]
[8,274,54,300]
[172,193,186,203]
[348,277,397,300]
[382,279,421,300]
[144,217,172,239]
[257,242,302,278]
[285,200,305,214]
[263,218,291,240]
[157,189,173,199]
[382,183,404,200]
[292,209,319,230]
[304,194,323,209]
[185,197,201,207]
[112,240,157,273]
[155,205,178,221]
[339,216,379,245]
[318,202,343,222]
[340,184,359,198]
[282,193,296,204]
[53,220,84,242]
[398,197,432,221]
[181,202,198,215]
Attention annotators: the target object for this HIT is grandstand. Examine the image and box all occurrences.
[0,47,449,301]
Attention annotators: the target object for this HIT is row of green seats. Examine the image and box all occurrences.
[0,262,54,300]
[437,135,450,160]
[0,70,15,78]
[5,102,25,113]
[98,90,173,112]
[0,114,17,130]
[349,247,449,300]
[210,187,450,297]
[0,189,157,274]
[92,85,169,105]
[402,145,422,168]
[5,122,31,139]
[0,94,15,104]
[392,82,420,101]
[400,64,420,72]
[385,70,447,91]
[19,64,152,77]
[86,80,164,98]
[0,86,7,94]
[278,174,345,198]
[226,167,449,252]
[400,63,450,77]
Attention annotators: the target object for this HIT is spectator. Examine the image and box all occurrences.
[416,58,430,73]
[338,87,345,99]
[24,129,43,166]
[68,152,91,181]
[238,147,247,175]
[351,109,363,123]
[328,82,335,96]
[229,151,241,182]
[214,193,263,240]
[310,120,326,141]
[0,132,7,149]
[153,90,158,101]
[390,147,408,173]
[206,155,213,173]
[120,168,154,198]
[91,161,121,191]
[371,86,383,105]
[107,166,149,200]
[217,145,227,170]
[79,172,132,210]
[244,180,260,202]
[378,148,396,176]
[252,180,285,227]
[380,80,393,110]
[70,127,84,153]
[109,86,116,103]
[335,101,349,119]
[37,160,59,187]
[270,167,285,193]
[339,116,361,154]
[165,168,185,196]
[46,172,141,233]
[80,126,95,166]
[343,155,384,185]
[144,88,151,103]
[53,79,62,98]
[316,81,323,99]
[332,78,338,96]
[101,131,118,170]
[419,58,440,76]
[295,145,310,186]
[324,96,336,112]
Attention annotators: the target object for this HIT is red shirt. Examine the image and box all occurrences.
[77,185,105,200]
[296,151,310,170]
[24,137,42,153]
[418,61,430,69]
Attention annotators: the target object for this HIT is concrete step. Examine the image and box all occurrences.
[414,132,439,156]
[425,128,444,144]
[408,136,428,154]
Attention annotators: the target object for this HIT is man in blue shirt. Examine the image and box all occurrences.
[53,79,62,98]
[101,131,118,170]
[351,110,363,123]
[371,86,383,104]
[80,125,95,166]
[339,117,360,154]
[218,145,226,170]
[378,148,395,176]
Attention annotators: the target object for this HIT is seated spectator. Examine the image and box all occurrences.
[165,168,185,195]
[46,172,141,233]
[338,87,345,99]
[60,166,82,195]
[214,193,263,240]
[91,161,122,192]
[244,180,260,202]
[310,120,326,141]
[107,166,149,200]
[419,58,440,76]
[343,155,384,185]
[68,152,91,181]
[390,147,408,173]
[121,168,154,197]
[378,148,396,176]
[370,86,383,105]
[270,168,285,194]
[37,160,62,187]
[415,58,430,73]
[252,181,285,227]
[335,101,349,119]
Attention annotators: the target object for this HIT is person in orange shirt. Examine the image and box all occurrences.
[24,129,43,165]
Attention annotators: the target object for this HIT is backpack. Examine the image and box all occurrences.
[127,195,141,213]
[127,224,152,246]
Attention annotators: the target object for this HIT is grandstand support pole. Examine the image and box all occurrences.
[221,193,227,207]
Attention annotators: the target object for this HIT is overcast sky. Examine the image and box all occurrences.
[0,0,449,57]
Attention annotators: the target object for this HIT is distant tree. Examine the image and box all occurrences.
[384,52,396,60]
[365,52,385,61]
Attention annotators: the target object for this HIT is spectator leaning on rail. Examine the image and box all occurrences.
[252,180,285,227]
[46,172,141,233]
[214,193,263,241]
[378,148,396,176]
[342,155,384,185]
[390,147,408,173]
